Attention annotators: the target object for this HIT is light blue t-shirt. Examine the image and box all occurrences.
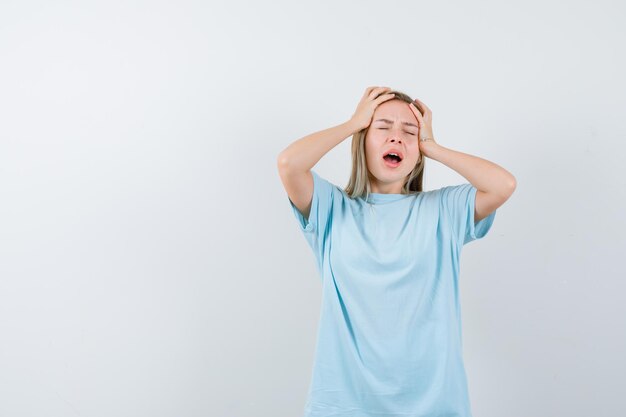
[287,170,497,417]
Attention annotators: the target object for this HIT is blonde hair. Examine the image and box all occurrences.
[343,89,425,202]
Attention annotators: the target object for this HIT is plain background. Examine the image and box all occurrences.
[1,1,625,416]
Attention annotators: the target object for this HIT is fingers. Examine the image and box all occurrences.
[376,93,396,104]
[363,86,378,98]
[412,98,431,115]
[409,102,424,126]
[367,86,391,99]
[409,102,422,116]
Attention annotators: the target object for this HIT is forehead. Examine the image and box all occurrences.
[373,99,416,122]
[372,99,418,127]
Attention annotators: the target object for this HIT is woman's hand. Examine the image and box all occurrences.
[349,86,396,131]
[409,98,438,158]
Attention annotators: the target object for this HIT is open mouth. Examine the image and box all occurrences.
[382,151,403,167]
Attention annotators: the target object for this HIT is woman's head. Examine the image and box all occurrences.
[344,89,425,200]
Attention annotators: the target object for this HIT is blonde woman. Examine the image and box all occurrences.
[277,86,516,417]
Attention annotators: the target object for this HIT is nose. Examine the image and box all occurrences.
[386,127,404,142]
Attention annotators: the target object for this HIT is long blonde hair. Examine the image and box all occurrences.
[343,89,425,201]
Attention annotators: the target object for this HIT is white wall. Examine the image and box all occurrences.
[0,1,624,416]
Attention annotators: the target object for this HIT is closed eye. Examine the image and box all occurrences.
[378,127,416,136]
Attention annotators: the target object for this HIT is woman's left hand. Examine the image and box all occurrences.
[408,99,438,158]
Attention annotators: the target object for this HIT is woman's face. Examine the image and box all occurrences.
[364,99,421,193]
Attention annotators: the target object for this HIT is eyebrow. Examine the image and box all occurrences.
[374,118,419,129]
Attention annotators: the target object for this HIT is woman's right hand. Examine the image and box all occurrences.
[349,86,397,131]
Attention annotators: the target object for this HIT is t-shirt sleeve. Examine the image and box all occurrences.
[439,183,496,246]
[287,169,335,256]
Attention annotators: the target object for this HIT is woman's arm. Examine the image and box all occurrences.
[277,87,396,219]
[428,143,516,222]
[428,144,516,194]
[276,120,361,220]
[277,86,395,172]
[408,98,516,222]
[277,119,364,220]
[276,120,360,172]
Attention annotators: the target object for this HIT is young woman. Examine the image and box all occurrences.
[277,86,516,417]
